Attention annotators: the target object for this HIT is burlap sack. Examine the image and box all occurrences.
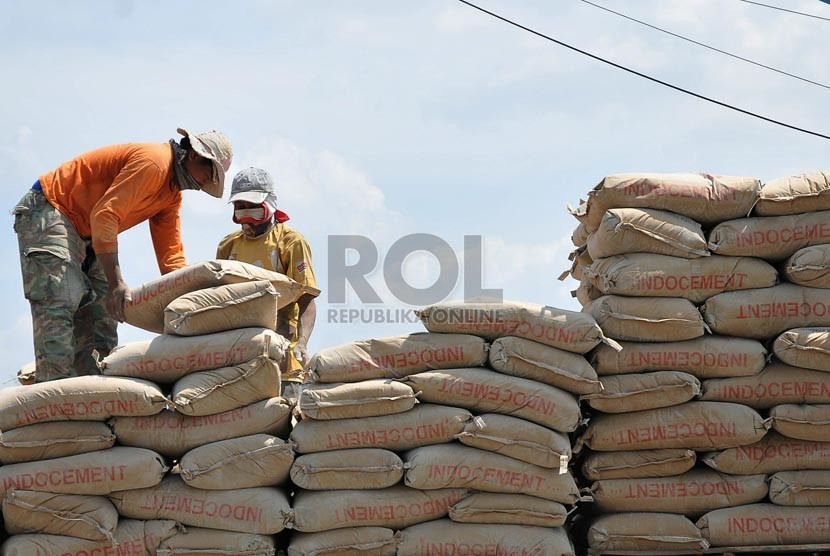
[770,404,830,442]
[288,528,397,556]
[578,173,760,230]
[403,444,579,504]
[582,449,696,481]
[590,335,767,378]
[111,476,290,535]
[588,513,708,552]
[125,259,317,333]
[698,504,830,546]
[700,362,830,409]
[0,376,166,432]
[785,245,830,288]
[489,336,601,395]
[702,283,830,339]
[298,380,417,420]
[769,470,830,506]
[158,527,276,556]
[111,397,291,459]
[417,300,614,354]
[449,493,566,527]
[573,276,602,307]
[309,333,488,383]
[756,171,830,216]
[2,491,118,541]
[0,519,178,556]
[592,470,768,516]
[578,401,769,452]
[456,413,571,469]
[290,449,403,490]
[775,328,830,372]
[560,247,593,282]
[587,208,709,260]
[584,295,705,343]
[101,328,288,383]
[572,222,590,247]
[289,487,469,532]
[396,520,574,556]
[402,368,580,433]
[709,210,830,260]
[178,434,294,490]
[587,253,777,303]
[702,432,830,475]
[164,281,279,336]
[0,446,166,496]
[0,421,114,464]
[585,371,700,413]
[290,404,473,454]
[171,356,281,416]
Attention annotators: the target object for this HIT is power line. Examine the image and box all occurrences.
[736,0,830,21]
[580,0,830,90]
[456,0,830,141]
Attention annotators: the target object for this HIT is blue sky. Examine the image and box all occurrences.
[2,0,829,385]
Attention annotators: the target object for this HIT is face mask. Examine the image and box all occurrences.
[233,205,271,225]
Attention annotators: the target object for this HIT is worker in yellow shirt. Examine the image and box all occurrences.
[216,168,318,401]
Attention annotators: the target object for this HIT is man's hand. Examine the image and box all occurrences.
[293,342,308,368]
[106,280,131,322]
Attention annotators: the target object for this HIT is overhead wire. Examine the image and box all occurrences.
[736,0,830,21]
[455,0,830,141]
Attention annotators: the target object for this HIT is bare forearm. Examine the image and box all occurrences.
[98,252,129,322]
[297,296,317,346]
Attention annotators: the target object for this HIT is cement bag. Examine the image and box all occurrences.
[164,281,278,336]
[702,283,830,339]
[289,486,469,532]
[573,276,602,307]
[171,356,281,416]
[290,404,473,454]
[178,434,294,490]
[572,222,589,247]
[775,328,830,372]
[101,328,287,383]
[0,446,166,496]
[298,379,417,420]
[702,432,830,474]
[582,449,696,481]
[0,519,178,556]
[588,513,708,552]
[709,210,830,260]
[590,335,767,378]
[698,504,830,546]
[449,493,566,527]
[403,368,580,432]
[290,449,403,490]
[578,173,760,230]
[0,375,166,432]
[561,247,593,282]
[769,470,830,506]
[591,470,768,515]
[700,362,830,409]
[396,520,574,556]
[158,527,276,556]
[578,401,769,452]
[288,528,397,556]
[587,253,777,303]
[0,421,114,464]
[111,397,291,459]
[403,444,579,504]
[417,300,613,354]
[456,413,571,469]
[584,295,705,343]
[770,404,830,441]
[309,333,488,383]
[756,171,830,216]
[111,476,289,535]
[586,208,709,260]
[786,245,830,288]
[2,491,117,541]
[489,336,601,395]
[17,361,35,386]
[125,259,315,333]
[585,371,700,413]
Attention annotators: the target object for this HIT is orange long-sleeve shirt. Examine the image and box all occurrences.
[39,142,186,275]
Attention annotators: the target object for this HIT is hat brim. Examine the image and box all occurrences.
[229,190,269,204]
[178,127,225,198]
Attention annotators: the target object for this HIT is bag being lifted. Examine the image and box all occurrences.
[164,281,279,336]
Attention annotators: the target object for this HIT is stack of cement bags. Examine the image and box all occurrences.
[287,302,610,555]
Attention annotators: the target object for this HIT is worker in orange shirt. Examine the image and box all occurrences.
[13,128,233,382]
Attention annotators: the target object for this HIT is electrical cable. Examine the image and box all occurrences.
[736,0,830,21]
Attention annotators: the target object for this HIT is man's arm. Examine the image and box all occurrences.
[98,252,129,322]
[293,294,317,366]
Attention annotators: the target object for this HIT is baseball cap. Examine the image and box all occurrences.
[229,167,290,222]
[177,128,233,198]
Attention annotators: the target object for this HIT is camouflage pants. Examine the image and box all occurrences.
[13,188,118,382]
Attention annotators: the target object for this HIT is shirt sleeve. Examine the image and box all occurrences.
[149,200,186,274]
[216,234,235,260]
[283,236,318,293]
